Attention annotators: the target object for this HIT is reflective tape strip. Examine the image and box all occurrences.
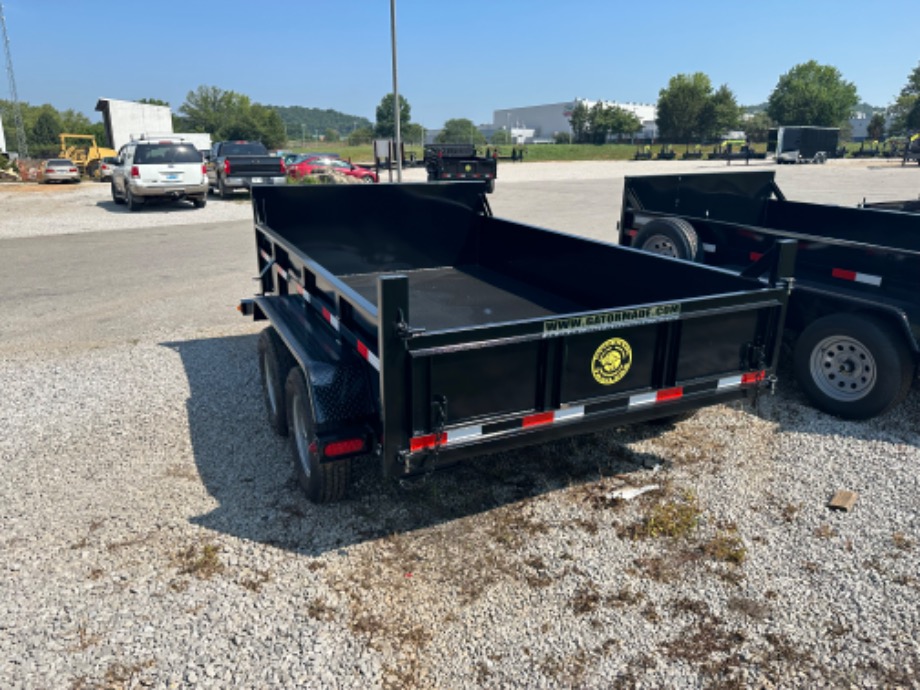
[718,374,743,389]
[719,371,765,389]
[356,340,380,371]
[321,307,340,331]
[260,249,272,262]
[832,268,882,286]
[274,264,287,280]
[554,406,585,422]
[629,387,684,408]
[446,425,483,444]
[702,243,716,253]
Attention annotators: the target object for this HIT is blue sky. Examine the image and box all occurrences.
[2,0,917,128]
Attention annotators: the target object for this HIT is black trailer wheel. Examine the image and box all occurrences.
[486,179,495,193]
[793,313,914,420]
[126,186,142,212]
[632,218,699,261]
[285,368,350,503]
[258,328,296,436]
[111,182,125,205]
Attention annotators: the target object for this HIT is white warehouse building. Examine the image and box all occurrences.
[492,99,658,143]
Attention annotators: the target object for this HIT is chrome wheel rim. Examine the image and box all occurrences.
[640,233,679,257]
[809,335,876,401]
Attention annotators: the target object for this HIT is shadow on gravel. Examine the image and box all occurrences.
[94,198,210,214]
[163,333,666,558]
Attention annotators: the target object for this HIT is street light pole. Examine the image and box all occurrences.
[390,0,402,182]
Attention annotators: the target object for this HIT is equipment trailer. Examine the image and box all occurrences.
[620,171,920,420]
[242,182,793,502]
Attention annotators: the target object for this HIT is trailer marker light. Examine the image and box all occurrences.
[324,439,366,457]
[741,371,766,385]
[522,411,555,428]
[626,229,638,237]
[831,268,881,286]
[749,251,764,261]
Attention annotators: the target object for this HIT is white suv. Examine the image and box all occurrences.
[111,138,208,211]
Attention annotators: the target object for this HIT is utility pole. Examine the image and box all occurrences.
[0,2,27,157]
[389,0,402,181]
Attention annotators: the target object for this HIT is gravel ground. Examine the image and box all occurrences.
[1,161,919,689]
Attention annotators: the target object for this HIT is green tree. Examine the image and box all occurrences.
[323,128,340,142]
[403,123,425,146]
[31,108,62,146]
[491,128,512,145]
[567,102,590,143]
[435,118,486,145]
[554,131,572,144]
[743,112,773,143]
[888,63,920,134]
[867,113,886,140]
[656,73,717,143]
[375,94,411,139]
[766,61,859,127]
[347,127,374,146]
[700,85,741,141]
[178,85,251,135]
[250,104,286,148]
[137,98,170,106]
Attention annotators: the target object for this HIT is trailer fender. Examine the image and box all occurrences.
[632,217,700,261]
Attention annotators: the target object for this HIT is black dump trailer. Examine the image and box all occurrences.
[767,126,839,164]
[620,170,920,420]
[424,144,497,192]
[241,182,794,502]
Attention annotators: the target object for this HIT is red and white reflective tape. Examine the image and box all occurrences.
[356,339,380,370]
[718,370,765,390]
[260,249,272,262]
[274,264,287,280]
[522,405,585,428]
[320,306,340,331]
[629,387,684,408]
[831,268,882,287]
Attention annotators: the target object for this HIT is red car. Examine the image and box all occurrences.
[287,157,378,183]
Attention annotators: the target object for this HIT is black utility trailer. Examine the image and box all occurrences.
[241,182,793,502]
[424,144,497,193]
[620,171,920,420]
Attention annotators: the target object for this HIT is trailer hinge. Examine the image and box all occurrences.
[395,309,426,338]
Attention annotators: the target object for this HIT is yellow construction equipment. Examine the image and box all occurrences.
[58,134,116,178]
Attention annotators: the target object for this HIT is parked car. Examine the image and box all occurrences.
[111,139,208,211]
[287,157,377,183]
[98,156,119,182]
[42,159,81,184]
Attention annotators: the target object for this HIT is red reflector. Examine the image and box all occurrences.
[656,387,684,402]
[324,439,365,457]
[522,411,554,428]
[627,229,638,237]
[321,307,331,321]
[356,340,369,358]
[741,371,766,384]
[749,251,763,261]
[832,268,856,281]
[410,433,445,452]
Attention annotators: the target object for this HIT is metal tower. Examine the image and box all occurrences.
[0,2,27,157]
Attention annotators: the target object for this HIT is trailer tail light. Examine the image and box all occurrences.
[130,166,140,178]
[323,438,366,457]
[223,159,231,175]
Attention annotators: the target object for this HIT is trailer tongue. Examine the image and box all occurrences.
[241,182,794,502]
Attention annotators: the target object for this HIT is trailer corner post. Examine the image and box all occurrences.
[378,274,410,478]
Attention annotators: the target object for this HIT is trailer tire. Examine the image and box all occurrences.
[793,313,914,420]
[286,368,350,503]
[633,218,699,261]
[486,179,495,193]
[258,328,296,436]
[111,182,125,205]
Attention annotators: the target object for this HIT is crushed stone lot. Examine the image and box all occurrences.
[1,160,919,688]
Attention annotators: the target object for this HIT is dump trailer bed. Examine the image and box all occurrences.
[620,170,920,420]
[242,181,793,501]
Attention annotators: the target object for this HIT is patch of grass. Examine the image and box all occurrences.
[814,523,837,539]
[632,489,701,539]
[239,569,272,592]
[173,542,223,579]
[781,502,801,523]
[607,587,644,607]
[571,583,601,615]
[703,529,747,565]
[670,597,710,617]
[892,532,914,551]
[727,596,770,620]
[665,618,745,663]
[306,597,336,622]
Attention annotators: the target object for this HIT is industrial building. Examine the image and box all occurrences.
[492,99,658,143]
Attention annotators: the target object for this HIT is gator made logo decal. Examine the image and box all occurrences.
[592,337,632,385]
[543,304,681,338]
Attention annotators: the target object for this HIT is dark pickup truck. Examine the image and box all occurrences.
[240,181,794,502]
[207,140,286,198]
[620,170,920,420]
[424,144,497,192]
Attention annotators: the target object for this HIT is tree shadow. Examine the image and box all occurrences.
[162,333,665,558]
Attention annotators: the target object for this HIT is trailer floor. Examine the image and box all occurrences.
[341,265,585,331]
